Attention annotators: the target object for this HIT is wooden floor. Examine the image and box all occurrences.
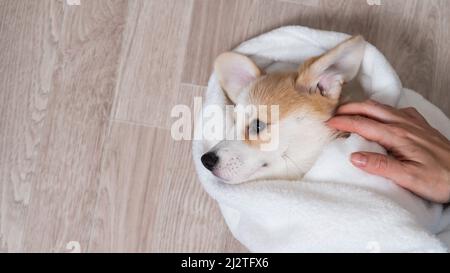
[1,0,449,253]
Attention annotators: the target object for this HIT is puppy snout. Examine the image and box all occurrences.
[201,152,219,171]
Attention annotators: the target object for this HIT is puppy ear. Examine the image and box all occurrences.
[296,35,366,100]
[214,52,261,103]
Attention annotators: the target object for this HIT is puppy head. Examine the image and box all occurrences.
[202,36,366,184]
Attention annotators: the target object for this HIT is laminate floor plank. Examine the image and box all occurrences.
[20,0,129,252]
[112,0,194,128]
[0,0,63,253]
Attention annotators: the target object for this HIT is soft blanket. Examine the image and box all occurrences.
[192,26,450,252]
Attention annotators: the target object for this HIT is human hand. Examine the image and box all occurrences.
[327,100,450,203]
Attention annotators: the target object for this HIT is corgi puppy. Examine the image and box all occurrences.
[201,36,366,184]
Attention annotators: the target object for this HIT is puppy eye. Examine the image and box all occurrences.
[249,119,266,135]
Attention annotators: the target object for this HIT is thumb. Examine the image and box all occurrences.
[350,152,405,182]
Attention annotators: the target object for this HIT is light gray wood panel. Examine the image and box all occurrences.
[0,0,62,253]
[427,0,450,116]
[182,0,318,87]
[112,0,194,128]
[88,123,173,252]
[21,0,128,252]
[278,0,320,6]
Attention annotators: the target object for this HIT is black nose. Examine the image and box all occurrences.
[201,152,219,171]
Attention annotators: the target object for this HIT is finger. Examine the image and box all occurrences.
[327,115,399,148]
[353,152,450,203]
[400,107,428,124]
[336,100,405,124]
[350,152,413,189]
[398,107,447,141]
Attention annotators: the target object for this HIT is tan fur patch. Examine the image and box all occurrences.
[243,72,338,148]
[251,72,337,119]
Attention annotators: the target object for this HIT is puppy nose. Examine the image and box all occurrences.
[201,152,219,171]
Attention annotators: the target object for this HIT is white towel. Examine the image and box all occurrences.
[192,26,450,253]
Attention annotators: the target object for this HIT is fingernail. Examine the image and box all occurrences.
[351,153,368,167]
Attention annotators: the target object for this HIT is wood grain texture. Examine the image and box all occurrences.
[112,0,194,128]
[0,0,449,253]
[278,0,320,7]
[0,0,60,252]
[20,0,129,252]
[182,0,316,86]
[88,123,173,252]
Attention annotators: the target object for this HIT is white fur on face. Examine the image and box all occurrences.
[207,109,334,184]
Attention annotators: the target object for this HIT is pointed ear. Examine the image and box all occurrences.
[296,35,366,100]
[214,52,261,103]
